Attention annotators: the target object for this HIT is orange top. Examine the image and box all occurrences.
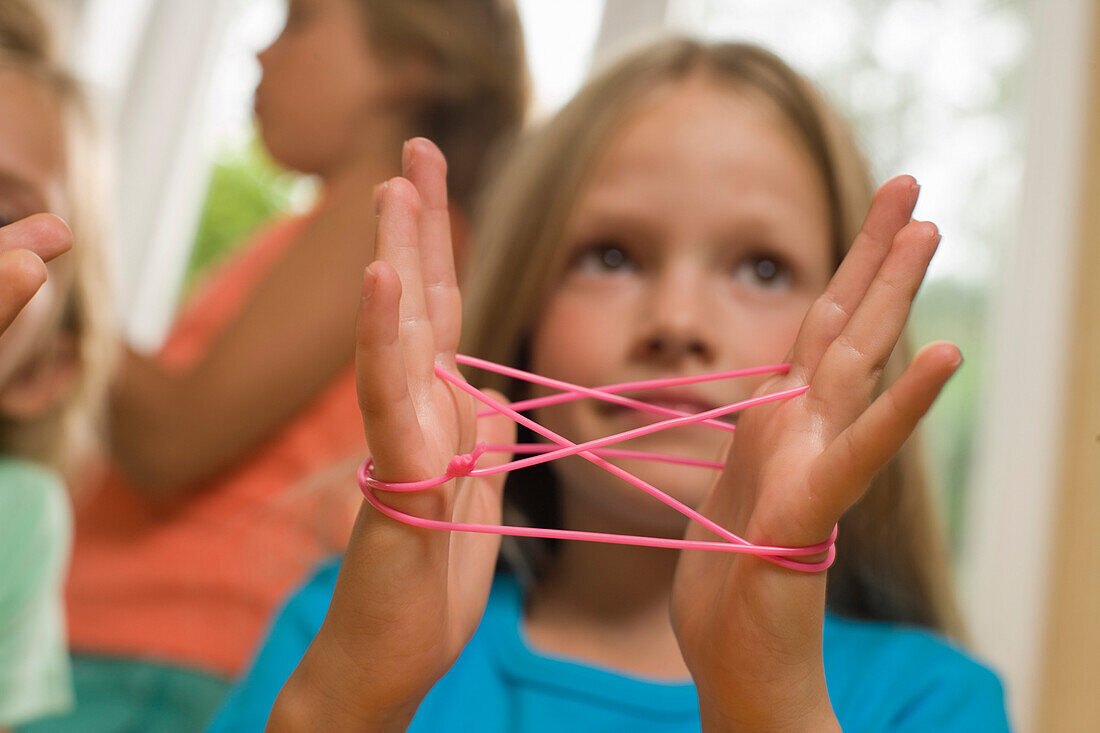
[66,218,364,677]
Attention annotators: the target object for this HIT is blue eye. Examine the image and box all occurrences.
[733,255,792,290]
[572,242,637,274]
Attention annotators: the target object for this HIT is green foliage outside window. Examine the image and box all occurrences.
[910,280,987,550]
[183,130,304,294]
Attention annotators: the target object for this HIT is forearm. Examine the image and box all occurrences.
[109,350,197,493]
[109,352,267,496]
[109,183,383,497]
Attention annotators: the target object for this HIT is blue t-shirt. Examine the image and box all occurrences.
[208,558,1011,732]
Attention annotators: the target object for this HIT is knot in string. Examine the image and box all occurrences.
[447,443,488,478]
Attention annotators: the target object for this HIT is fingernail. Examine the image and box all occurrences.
[402,140,414,174]
[363,264,377,298]
[908,180,920,212]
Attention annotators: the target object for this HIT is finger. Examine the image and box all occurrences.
[376,177,435,392]
[810,220,940,427]
[789,176,918,381]
[809,341,961,519]
[355,261,430,484]
[0,249,48,333]
[403,138,462,364]
[0,214,72,262]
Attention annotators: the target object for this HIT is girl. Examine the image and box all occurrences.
[0,0,114,727]
[103,0,529,497]
[0,214,76,733]
[60,1,528,726]
[215,40,1010,731]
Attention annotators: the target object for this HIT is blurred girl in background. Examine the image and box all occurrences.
[0,0,114,728]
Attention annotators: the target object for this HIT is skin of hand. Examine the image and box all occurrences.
[268,139,514,732]
[669,177,961,732]
[0,214,72,335]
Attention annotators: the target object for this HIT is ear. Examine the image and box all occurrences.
[0,335,78,420]
[449,204,470,281]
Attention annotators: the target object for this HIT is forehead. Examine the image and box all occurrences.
[579,78,825,223]
[0,67,65,209]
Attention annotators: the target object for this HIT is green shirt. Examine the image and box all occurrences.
[0,457,73,726]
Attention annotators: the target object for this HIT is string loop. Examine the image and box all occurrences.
[358,355,837,572]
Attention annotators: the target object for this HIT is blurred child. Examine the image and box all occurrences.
[57,0,528,729]
[0,0,114,727]
[0,214,74,733]
[215,40,1010,731]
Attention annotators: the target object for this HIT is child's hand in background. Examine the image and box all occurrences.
[0,214,71,334]
[671,177,960,732]
[270,139,513,732]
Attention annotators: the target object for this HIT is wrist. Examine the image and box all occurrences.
[699,698,840,733]
[696,672,839,733]
[267,634,419,732]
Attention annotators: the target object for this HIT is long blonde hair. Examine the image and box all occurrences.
[0,0,115,473]
[462,38,965,639]
[352,0,530,212]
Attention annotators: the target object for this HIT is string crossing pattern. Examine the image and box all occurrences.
[358,355,837,572]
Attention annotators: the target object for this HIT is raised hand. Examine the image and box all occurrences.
[670,177,960,731]
[271,139,513,731]
[0,214,72,334]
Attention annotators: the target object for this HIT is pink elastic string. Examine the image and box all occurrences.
[358,356,837,572]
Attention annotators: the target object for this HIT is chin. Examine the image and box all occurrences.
[558,457,718,540]
[612,459,716,508]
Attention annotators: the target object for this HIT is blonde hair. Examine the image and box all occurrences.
[0,0,115,473]
[352,0,530,211]
[462,38,965,639]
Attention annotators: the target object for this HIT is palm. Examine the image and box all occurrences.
[671,177,961,725]
[710,381,830,542]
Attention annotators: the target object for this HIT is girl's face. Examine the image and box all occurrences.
[0,67,67,391]
[530,78,835,537]
[255,0,399,175]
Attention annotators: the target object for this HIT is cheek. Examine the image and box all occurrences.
[259,80,362,171]
[529,294,623,386]
[527,292,630,437]
[719,289,818,368]
[258,38,376,166]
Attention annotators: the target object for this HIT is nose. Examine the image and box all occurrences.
[634,260,715,365]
